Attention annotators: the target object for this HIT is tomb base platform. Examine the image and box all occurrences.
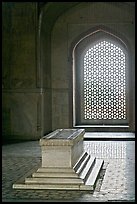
[13,129,104,191]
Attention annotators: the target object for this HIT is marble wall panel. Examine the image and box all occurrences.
[52,90,70,130]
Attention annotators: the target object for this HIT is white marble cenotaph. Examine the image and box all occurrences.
[13,129,104,190]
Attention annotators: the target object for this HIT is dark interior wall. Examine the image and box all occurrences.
[2,2,37,89]
[39,8,52,136]
[2,2,42,142]
[40,2,80,136]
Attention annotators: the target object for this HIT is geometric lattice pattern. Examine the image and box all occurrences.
[84,40,127,120]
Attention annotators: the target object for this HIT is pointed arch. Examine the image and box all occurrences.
[72,26,131,129]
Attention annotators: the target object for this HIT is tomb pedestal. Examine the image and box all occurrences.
[13,129,104,190]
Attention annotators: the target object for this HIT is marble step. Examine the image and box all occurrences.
[79,156,96,182]
[25,177,84,184]
[74,154,91,175]
[85,159,104,186]
[80,159,104,190]
[37,167,75,173]
[13,183,80,190]
[32,172,79,178]
[73,152,89,172]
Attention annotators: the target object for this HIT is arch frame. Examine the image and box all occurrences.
[71,25,133,131]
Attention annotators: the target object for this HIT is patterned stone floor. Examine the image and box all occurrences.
[2,135,135,202]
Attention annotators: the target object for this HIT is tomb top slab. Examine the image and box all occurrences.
[40,129,85,146]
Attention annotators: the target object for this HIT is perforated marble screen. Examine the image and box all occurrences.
[83,40,126,120]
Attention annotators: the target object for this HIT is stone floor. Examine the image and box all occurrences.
[2,134,135,202]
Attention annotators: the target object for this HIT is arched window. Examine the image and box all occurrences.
[73,29,129,129]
